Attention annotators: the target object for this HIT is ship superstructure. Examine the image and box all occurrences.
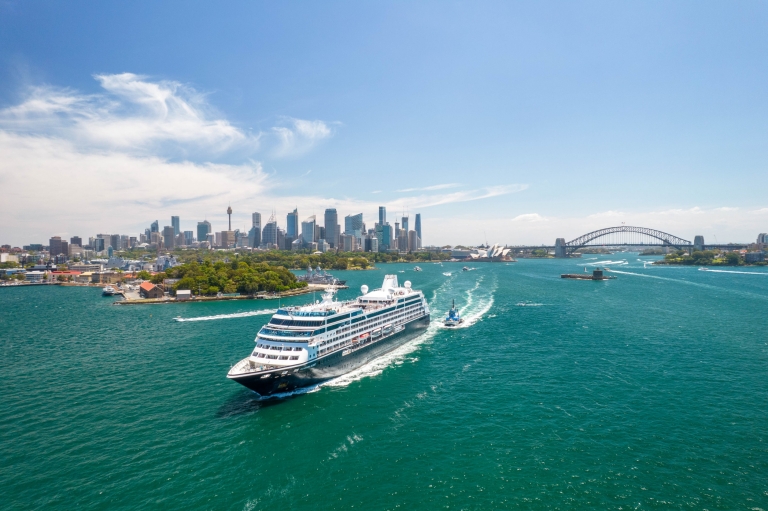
[227,275,430,396]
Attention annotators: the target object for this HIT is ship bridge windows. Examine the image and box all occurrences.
[269,318,325,327]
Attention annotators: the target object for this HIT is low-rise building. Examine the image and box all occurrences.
[25,271,45,283]
[176,289,192,301]
[140,281,164,299]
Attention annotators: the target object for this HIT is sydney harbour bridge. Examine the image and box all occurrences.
[510,225,748,257]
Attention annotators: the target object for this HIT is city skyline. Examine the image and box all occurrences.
[1,3,768,246]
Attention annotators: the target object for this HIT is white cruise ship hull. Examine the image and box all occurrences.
[229,314,430,396]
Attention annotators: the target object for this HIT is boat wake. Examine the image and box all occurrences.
[516,302,544,307]
[698,268,768,275]
[584,259,628,266]
[174,309,277,322]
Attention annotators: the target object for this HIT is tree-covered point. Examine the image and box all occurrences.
[155,259,308,296]
[657,249,743,266]
[119,248,450,268]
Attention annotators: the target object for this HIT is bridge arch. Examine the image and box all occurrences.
[563,226,691,255]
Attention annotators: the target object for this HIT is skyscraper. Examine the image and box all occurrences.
[262,213,278,247]
[197,221,211,244]
[286,208,299,239]
[171,216,180,235]
[401,216,409,233]
[252,212,261,231]
[301,215,316,245]
[49,236,63,256]
[378,206,386,226]
[227,206,233,231]
[324,208,339,248]
[250,212,262,247]
[70,236,82,247]
[414,214,422,246]
[150,220,159,233]
[163,226,175,249]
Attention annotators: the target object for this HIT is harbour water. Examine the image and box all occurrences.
[1,256,767,509]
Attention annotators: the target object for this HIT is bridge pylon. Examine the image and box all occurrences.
[554,238,567,258]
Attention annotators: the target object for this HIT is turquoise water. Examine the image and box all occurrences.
[2,256,767,510]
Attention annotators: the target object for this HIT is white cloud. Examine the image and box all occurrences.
[397,183,460,193]
[0,131,268,243]
[511,213,547,222]
[0,73,258,156]
[271,118,333,158]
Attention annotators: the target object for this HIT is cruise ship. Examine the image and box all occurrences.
[227,275,430,396]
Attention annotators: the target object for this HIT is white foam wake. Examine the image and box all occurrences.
[174,309,277,322]
[584,259,628,266]
[699,269,768,275]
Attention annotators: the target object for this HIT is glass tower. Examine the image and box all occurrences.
[171,216,180,235]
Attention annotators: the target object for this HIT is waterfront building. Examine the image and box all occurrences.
[286,209,299,239]
[197,221,211,244]
[324,208,339,248]
[139,281,163,299]
[163,226,175,249]
[150,220,159,233]
[301,215,316,246]
[414,214,422,246]
[70,236,82,247]
[172,216,180,236]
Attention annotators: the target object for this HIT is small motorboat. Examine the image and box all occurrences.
[413,266,422,272]
[462,266,470,272]
[102,285,116,296]
[443,299,464,327]
[443,272,452,277]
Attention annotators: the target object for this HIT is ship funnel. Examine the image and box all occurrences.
[360,284,369,295]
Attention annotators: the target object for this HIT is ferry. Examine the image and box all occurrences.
[102,285,116,296]
[227,275,430,396]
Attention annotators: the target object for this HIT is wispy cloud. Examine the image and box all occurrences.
[396,183,460,193]
[271,118,334,158]
[511,213,547,222]
[0,73,259,156]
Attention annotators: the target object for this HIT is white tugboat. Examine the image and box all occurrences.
[227,275,430,396]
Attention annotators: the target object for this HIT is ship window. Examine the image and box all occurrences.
[290,356,299,360]
[279,356,289,360]
[257,353,265,358]
[266,354,278,359]
[270,346,281,350]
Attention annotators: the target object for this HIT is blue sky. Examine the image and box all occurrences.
[1,1,767,246]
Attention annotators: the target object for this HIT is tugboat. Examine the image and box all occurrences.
[443,299,464,327]
[102,285,116,296]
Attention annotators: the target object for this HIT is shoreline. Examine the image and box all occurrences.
[114,283,346,305]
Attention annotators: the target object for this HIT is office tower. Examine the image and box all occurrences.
[286,208,298,239]
[345,213,364,243]
[171,216,180,235]
[276,228,285,250]
[414,214,422,246]
[121,235,130,250]
[227,206,233,231]
[144,228,151,240]
[378,206,386,226]
[110,234,120,250]
[408,230,419,252]
[70,236,82,247]
[151,220,159,233]
[375,223,391,251]
[93,237,105,252]
[197,221,211,243]
[301,215,316,245]
[129,236,137,248]
[206,233,215,246]
[324,208,339,248]
[184,231,194,245]
[220,230,235,248]
[163,226,175,249]
[49,236,63,256]
[401,216,409,233]
[252,212,262,230]
[262,218,278,247]
[318,225,325,242]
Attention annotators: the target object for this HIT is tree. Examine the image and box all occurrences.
[137,270,151,280]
